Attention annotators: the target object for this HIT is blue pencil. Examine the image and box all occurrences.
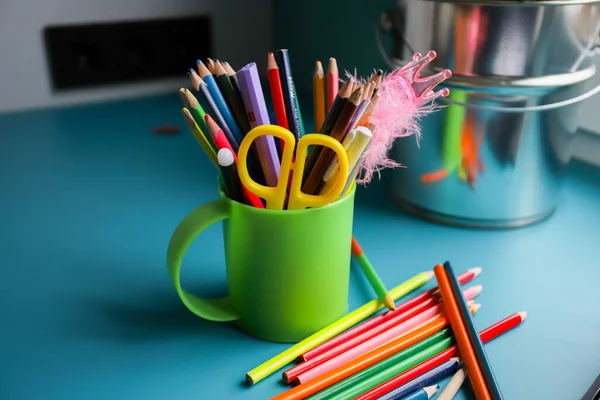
[197,60,244,146]
[378,357,460,400]
[444,260,503,400]
[398,385,439,400]
[190,71,239,152]
[275,49,304,141]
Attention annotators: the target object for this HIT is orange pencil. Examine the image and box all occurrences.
[433,264,491,400]
[270,314,449,400]
[326,57,339,111]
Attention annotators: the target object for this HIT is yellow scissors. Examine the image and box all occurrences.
[237,125,349,210]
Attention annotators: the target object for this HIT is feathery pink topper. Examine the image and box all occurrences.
[357,50,451,184]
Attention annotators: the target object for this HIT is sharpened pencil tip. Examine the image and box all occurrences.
[518,311,528,320]
[425,271,434,279]
[471,303,481,312]
[469,266,483,277]
[424,385,439,398]
[471,285,483,296]
[384,295,396,311]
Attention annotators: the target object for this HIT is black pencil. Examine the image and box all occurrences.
[214,61,251,135]
[275,49,304,141]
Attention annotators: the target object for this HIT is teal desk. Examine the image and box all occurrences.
[1,94,599,399]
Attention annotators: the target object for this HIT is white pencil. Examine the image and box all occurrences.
[437,368,467,400]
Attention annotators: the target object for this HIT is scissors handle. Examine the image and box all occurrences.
[237,125,296,210]
[288,135,349,210]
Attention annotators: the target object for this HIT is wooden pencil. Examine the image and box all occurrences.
[181,108,218,168]
[444,261,503,400]
[207,58,217,74]
[217,148,245,204]
[197,60,244,145]
[326,57,339,111]
[313,61,326,131]
[214,61,251,135]
[302,80,353,183]
[267,52,289,135]
[371,69,383,98]
[433,264,491,400]
[178,88,216,152]
[302,87,363,195]
[276,49,305,141]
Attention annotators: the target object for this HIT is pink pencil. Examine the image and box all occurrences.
[284,285,482,384]
[294,295,479,385]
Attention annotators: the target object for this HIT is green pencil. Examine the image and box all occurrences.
[214,61,251,135]
[327,337,455,400]
[307,329,452,400]
[351,237,395,310]
[178,88,217,153]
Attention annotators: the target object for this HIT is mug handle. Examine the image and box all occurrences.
[166,198,240,322]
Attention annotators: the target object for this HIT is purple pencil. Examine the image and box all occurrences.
[236,62,280,187]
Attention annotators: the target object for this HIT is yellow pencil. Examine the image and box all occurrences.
[313,61,326,131]
[245,271,434,385]
[181,108,219,168]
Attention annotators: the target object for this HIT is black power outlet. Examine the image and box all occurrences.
[43,16,212,90]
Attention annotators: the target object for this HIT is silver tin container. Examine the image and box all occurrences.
[381,0,600,228]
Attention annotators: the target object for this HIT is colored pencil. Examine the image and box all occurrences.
[207,58,217,74]
[321,126,372,194]
[349,237,395,310]
[214,61,251,135]
[433,264,491,400]
[247,271,434,385]
[302,79,354,183]
[347,83,374,131]
[189,70,240,152]
[314,61,326,131]
[378,357,461,400]
[302,87,363,195]
[371,69,383,98]
[197,60,244,146]
[276,49,304,141]
[300,267,481,362]
[444,261,503,400]
[354,312,527,400]
[236,62,281,187]
[437,368,466,400]
[269,312,450,400]
[181,108,218,168]
[291,293,478,385]
[267,52,289,131]
[205,115,264,208]
[302,304,477,397]
[401,385,440,400]
[178,88,216,151]
[326,57,339,111]
[217,148,245,203]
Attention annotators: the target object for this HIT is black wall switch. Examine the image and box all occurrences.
[43,16,212,90]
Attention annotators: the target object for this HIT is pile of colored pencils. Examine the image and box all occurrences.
[242,263,526,400]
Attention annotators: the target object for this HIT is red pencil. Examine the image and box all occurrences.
[326,57,339,111]
[300,267,482,362]
[267,51,289,154]
[355,311,527,400]
[205,115,264,208]
[284,297,437,383]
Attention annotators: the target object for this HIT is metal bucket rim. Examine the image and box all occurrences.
[436,65,596,90]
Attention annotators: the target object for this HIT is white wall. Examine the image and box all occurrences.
[0,0,272,113]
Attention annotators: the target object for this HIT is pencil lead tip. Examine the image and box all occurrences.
[471,284,483,296]
[518,311,528,320]
[424,385,439,398]
[383,295,396,311]
[469,266,483,277]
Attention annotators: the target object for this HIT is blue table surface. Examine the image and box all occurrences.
[1,94,599,400]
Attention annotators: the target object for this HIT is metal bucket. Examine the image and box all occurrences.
[378,0,600,228]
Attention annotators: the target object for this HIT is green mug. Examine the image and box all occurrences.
[166,185,356,343]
